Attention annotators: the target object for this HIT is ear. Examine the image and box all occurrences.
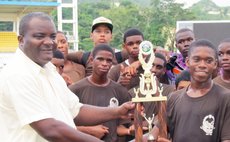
[17,35,23,43]
[90,32,93,40]
[185,57,189,67]
[89,55,94,63]
[18,35,24,48]
[213,59,218,69]
[122,43,126,50]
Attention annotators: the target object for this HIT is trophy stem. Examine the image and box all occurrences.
[134,102,143,142]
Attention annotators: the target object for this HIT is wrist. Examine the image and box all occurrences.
[127,128,130,135]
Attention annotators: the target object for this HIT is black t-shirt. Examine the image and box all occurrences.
[167,83,230,142]
[69,78,131,142]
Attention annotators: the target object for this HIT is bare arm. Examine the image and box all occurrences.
[77,125,109,139]
[222,140,230,142]
[30,118,103,142]
[74,102,135,126]
[67,51,83,64]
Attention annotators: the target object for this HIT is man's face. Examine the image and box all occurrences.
[123,35,143,59]
[92,50,113,76]
[19,18,56,67]
[51,58,64,75]
[150,57,166,79]
[186,46,217,84]
[90,25,112,46]
[176,31,195,59]
[56,33,68,58]
[218,42,230,72]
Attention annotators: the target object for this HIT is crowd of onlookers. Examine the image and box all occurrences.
[1,12,230,142]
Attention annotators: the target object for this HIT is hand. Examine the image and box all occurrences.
[118,64,132,86]
[86,125,109,139]
[128,61,141,75]
[61,73,73,86]
[127,124,148,136]
[117,102,135,119]
[157,137,171,142]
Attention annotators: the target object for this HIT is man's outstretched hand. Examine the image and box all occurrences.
[117,102,135,119]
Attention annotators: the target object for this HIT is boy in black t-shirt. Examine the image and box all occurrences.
[167,39,230,142]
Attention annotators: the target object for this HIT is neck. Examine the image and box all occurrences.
[221,70,230,82]
[128,57,138,65]
[187,79,213,98]
[88,74,110,86]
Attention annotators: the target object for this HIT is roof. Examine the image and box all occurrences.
[0,0,60,14]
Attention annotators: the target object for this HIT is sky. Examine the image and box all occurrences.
[175,0,230,8]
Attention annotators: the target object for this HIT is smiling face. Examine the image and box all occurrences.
[218,41,230,72]
[19,17,57,67]
[186,46,217,84]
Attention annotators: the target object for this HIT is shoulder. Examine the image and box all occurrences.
[110,80,125,89]
[167,89,186,104]
[68,78,89,92]
[162,83,175,96]
[213,75,221,82]
[213,83,230,97]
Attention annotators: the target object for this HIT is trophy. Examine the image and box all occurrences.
[132,41,167,142]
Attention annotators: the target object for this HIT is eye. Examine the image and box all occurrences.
[206,58,214,64]
[218,52,223,57]
[105,30,111,34]
[106,59,113,63]
[34,34,45,39]
[126,42,134,46]
[192,57,199,62]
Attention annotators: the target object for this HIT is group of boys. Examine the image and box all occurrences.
[0,12,230,142]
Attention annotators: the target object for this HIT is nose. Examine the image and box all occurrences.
[198,60,207,68]
[44,37,55,45]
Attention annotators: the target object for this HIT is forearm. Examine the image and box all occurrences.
[74,104,118,126]
[117,125,130,136]
[30,118,102,142]
[222,140,230,142]
[67,52,81,64]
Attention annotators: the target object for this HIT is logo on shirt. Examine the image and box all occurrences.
[200,114,215,135]
[109,97,119,107]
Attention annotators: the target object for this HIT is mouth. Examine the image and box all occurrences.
[99,68,109,72]
[131,51,139,56]
[195,71,208,76]
[221,63,230,68]
[99,39,106,43]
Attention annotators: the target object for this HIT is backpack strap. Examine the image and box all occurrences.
[81,51,91,67]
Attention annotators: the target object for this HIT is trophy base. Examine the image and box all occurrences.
[132,96,167,102]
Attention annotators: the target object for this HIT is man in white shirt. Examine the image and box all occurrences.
[0,12,134,142]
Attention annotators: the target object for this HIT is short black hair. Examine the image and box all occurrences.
[155,52,167,67]
[123,28,144,43]
[19,12,54,36]
[188,39,218,59]
[175,70,190,88]
[57,31,68,41]
[176,28,193,35]
[175,28,194,41]
[219,38,230,44]
[53,50,64,59]
[92,44,114,58]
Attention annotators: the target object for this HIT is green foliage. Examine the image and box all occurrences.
[52,0,230,52]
